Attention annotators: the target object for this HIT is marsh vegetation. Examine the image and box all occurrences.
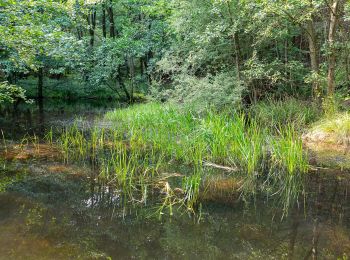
[0,102,350,259]
[2,0,350,258]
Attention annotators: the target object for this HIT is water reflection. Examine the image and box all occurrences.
[0,99,121,139]
[0,101,350,259]
[0,158,350,259]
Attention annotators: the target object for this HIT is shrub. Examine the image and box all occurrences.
[153,72,244,112]
[0,81,31,104]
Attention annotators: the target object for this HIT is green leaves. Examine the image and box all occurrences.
[0,0,70,71]
[0,82,31,104]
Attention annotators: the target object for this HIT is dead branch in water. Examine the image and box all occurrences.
[203,162,238,172]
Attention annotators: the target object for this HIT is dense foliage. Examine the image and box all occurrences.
[0,82,30,104]
[1,0,350,107]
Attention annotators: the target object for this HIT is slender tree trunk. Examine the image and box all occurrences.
[226,2,241,82]
[77,28,82,40]
[107,0,115,38]
[306,18,321,99]
[233,33,241,82]
[327,0,341,96]
[102,1,107,38]
[38,98,44,133]
[128,56,135,102]
[7,72,14,84]
[74,0,83,40]
[342,26,350,85]
[37,67,44,100]
[117,67,131,101]
[140,57,144,76]
[118,76,131,101]
[141,56,150,84]
[87,6,97,47]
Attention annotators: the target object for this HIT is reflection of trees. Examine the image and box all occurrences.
[285,172,350,259]
[2,154,350,259]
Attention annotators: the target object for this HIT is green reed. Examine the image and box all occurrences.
[43,127,53,145]
[39,102,310,217]
[270,124,308,175]
[267,124,308,215]
[182,171,201,211]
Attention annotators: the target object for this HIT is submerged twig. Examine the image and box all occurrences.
[203,161,238,172]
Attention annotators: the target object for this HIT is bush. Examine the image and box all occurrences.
[153,72,244,111]
[0,81,30,104]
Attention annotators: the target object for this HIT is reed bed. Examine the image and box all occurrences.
[44,102,310,216]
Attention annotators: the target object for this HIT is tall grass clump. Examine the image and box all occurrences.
[105,104,267,173]
[251,98,320,130]
[270,125,308,175]
[58,125,90,163]
[268,125,308,214]
[105,103,196,162]
[47,102,311,217]
[57,123,169,206]
[230,116,265,176]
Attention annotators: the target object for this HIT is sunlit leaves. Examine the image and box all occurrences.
[0,82,30,104]
[0,0,70,70]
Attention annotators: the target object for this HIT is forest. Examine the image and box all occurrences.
[1,0,350,259]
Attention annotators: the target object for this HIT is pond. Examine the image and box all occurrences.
[0,100,349,259]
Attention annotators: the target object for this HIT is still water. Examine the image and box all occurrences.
[0,100,349,259]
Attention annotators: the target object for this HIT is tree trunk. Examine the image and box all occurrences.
[128,56,135,101]
[226,2,241,82]
[7,72,15,84]
[233,32,241,82]
[102,1,107,38]
[77,28,82,40]
[327,0,341,96]
[37,67,44,100]
[118,76,131,101]
[346,53,350,84]
[140,57,144,76]
[117,67,131,102]
[87,6,97,47]
[306,18,321,99]
[107,0,115,38]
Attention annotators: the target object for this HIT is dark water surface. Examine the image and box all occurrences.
[0,101,350,259]
[0,99,121,139]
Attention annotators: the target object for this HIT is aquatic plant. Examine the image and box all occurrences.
[182,171,201,211]
[42,102,310,217]
[270,125,308,175]
[268,125,308,214]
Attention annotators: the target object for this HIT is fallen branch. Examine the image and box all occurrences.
[203,161,239,172]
